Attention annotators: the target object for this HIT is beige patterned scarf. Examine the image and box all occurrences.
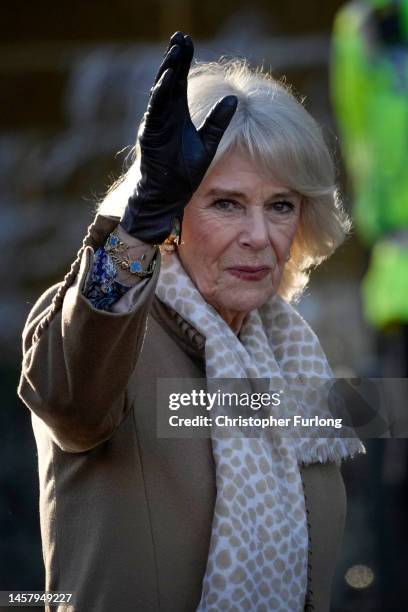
[156,251,364,612]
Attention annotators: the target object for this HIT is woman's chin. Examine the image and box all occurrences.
[217,286,276,315]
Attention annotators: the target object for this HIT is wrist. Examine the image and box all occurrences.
[115,223,154,250]
[104,231,159,284]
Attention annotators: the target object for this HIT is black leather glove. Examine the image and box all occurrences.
[120,31,238,244]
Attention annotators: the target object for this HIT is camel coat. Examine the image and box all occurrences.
[18,214,347,612]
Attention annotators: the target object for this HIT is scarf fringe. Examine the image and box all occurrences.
[297,437,366,466]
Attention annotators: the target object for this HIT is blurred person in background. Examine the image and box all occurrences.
[331,0,408,367]
[18,32,363,612]
[331,0,408,608]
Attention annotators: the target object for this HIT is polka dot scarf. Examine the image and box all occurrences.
[156,251,365,612]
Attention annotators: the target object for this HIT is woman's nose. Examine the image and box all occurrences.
[238,210,270,250]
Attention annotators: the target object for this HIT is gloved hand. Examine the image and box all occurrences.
[120,31,238,244]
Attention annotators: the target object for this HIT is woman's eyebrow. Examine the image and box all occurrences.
[205,188,298,201]
[205,188,249,201]
[268,191,298,199]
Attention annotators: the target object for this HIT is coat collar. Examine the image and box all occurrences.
[150,296,206,362]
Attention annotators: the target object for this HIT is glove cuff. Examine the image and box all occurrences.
[120,203,179,245]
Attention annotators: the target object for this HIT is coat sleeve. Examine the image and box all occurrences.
[17,213,161,453]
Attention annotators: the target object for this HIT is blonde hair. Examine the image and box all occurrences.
[97,58,350,302]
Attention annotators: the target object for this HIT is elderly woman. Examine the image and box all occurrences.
[18,32,363,612]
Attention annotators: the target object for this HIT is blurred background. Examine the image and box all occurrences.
[1,1,408,610]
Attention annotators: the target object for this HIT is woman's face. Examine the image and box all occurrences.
[178,148,302,331]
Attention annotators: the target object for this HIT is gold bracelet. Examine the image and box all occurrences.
[105,233,158,278]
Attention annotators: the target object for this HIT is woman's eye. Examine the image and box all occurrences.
[270,201,295,213]
[213,199,238,211]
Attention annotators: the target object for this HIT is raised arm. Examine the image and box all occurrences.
[17,214,160,453]
[17,31,237,453]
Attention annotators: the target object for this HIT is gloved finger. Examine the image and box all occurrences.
[198,95,238,157]
[147,67,174,119]
[153,31,185,86]
[174,34,194,92]
[152,43,182,88]
[166,31,186,53]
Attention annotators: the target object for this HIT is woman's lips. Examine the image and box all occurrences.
[227,266,271,281]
